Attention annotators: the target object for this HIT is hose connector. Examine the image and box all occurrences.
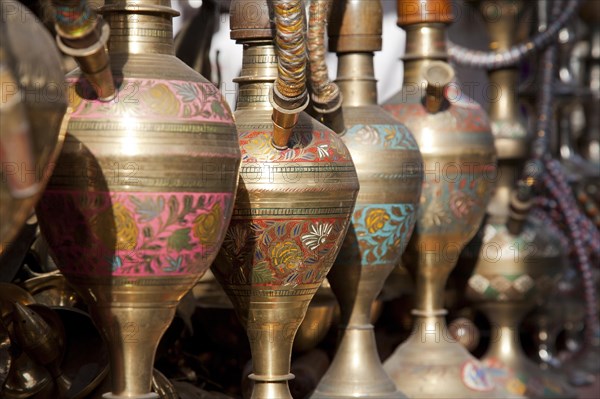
[270,86,309,150]
[270,0,310,149]
[421,61,454,114]
[52,0,116,101]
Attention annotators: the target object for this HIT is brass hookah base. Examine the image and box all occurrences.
[383,310,507,399]
[311,264,405,399]
[479,303,577,399]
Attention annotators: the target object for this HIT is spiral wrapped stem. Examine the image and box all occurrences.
[307,0,344,133]
[270,0,309,149]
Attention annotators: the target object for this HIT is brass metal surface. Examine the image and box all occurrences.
[52,0,116,101]
[0,0,68,257]
[311,1,422,397]
[461,220,576,398]
[473,0,531,222]
[212,3,359,397]
[35,1,241,397]
[382,3,500,395]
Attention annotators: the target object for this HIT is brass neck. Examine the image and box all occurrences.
[101,0,178,56]
[412,247,459,313]
[479,302,530,360]
[402,23,448,87]
[488,69,521,128]
[336,53,377,107]
[234,41,278,110]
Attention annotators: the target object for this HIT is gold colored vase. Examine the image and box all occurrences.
[463,219,576,398]
[458,2,577,397]
[310,1,422,398]
[212,1,359,398]
[35,1,241,397]
[381,1,500,397]
[0,0,68,256]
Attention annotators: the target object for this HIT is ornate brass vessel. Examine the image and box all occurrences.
[381,1,500,397]
[310,1,422,398]
[35,1,241,397]
[212,1,359,398]
[463,218,576,398]
[457,2,576,397]
[0,0,68,256]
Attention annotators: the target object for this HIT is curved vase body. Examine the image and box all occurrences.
[35,1,241,397]
[310,3,423,391]
[381,3,499,394]
[212,11,359,393]
[0,0,67,256]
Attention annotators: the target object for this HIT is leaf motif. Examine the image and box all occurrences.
[167,195,179,223]
[211,101,225,118]
[173,82,199,103]
[252,262,273,284]
[164,256,183,272]
[183,195,193,214]
[131,196,164,222]
[391,207,404,217]
[167,228,193,251]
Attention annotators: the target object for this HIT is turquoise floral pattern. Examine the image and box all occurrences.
[344,124,419,150]
[337,204,417,266]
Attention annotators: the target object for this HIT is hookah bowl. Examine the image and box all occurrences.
[0,0,68,256]
[35,1,241,397]
[381,2,499,396]
[212,1,359,398]
[464,219,577,398]
[310,1,423,398]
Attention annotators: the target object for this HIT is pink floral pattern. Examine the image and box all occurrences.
[38,190,233,277]
[67,78,234,123]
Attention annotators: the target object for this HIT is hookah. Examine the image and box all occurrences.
[211,0,359,398]
[380,1,500,397]
[0,0,69,256]
[35,1,242,397]
[307,0,422,398]
[449,0,600,388]
[455,2,577,396]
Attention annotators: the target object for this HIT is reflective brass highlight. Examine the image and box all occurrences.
[0,0,68,257]
[213,2,359,398]
[382,1,500,397]
[310,1,422,398]
[35,1,241,398]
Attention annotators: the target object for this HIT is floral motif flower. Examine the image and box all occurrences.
[92,202,139,251]
[353,125,381,146]
[270,240,303,273]
[243,133,271,157]
[449,191,476,219]
[142,83,180,116]
[365,208,390,234]
[301,223,333,250]
[421,201,452,229]
[192,202,222,244]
